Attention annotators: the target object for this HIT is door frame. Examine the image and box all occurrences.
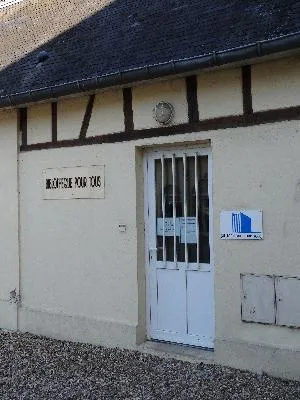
[143,144,215,346]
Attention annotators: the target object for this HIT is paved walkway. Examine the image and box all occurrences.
[0,331,299,399]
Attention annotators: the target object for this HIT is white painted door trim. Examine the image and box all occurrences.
[144,145,215,349]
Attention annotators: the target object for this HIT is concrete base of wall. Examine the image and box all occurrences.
[139,340,215,364]
[0,300,17,331]
[215,338,300,381]
[19,307,138,349]
[11,306,300,381]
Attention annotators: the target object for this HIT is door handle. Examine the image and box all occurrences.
[149,248,157,262]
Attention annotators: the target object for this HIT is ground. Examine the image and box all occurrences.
[0,331,299,399]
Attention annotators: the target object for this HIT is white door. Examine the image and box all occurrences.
[145,147,214,348]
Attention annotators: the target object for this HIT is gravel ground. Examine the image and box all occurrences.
[0,331,299,399]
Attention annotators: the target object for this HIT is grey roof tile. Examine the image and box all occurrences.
[1,0,300,96]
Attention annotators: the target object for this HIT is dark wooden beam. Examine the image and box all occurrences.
[186,75,199,123]
[242,65,253,118]
[79,94,95,139]
[51,102,58,143]
[123,88,134,131]
[19,108,27,146]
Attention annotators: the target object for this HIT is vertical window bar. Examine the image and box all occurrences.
[172,154,177,266]
[183,153,188,265]
[195,153,200,267]
[161,155,166,265]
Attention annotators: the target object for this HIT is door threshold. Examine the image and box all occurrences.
[138,340,215,365]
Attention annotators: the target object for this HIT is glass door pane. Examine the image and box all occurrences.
[155,154,210,264]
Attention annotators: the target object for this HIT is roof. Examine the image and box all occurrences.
[1,0,300,106]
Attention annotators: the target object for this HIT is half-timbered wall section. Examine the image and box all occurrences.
[19,55,300,152]
[20,57,300,151]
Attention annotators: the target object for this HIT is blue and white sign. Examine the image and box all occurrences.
[220,210,263,240]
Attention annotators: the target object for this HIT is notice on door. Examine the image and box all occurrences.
[157,217,197,243]
[180,217,197,244]
[156,218,181,237]
[42,165,105,199]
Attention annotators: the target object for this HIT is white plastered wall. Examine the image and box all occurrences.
[27,103,52,144]
[132,78,188,129]
[19,142,139,347]
[0,110,19,330]
[87,90,124,136]
[212,120,300,379]
[252,55,300,111]
[197,68,243,118]
[212,122,300,335]
[57,97,88,141]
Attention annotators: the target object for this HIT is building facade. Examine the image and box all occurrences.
[1,0,300,381]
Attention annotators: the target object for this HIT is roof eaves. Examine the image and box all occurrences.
[1,30,300,109]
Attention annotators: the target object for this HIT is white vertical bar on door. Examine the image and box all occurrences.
[172,154,177,266]
[161,155,166,265]
[195,153,200,267]
[183,153,188,265]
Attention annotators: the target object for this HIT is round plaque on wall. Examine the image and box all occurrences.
[153,101,174,125]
